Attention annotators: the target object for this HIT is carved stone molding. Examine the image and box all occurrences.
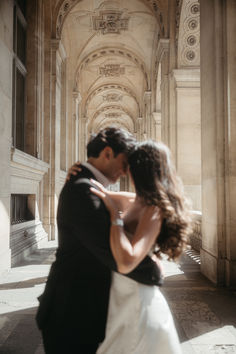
[177,0,200,68]
[92,10,129,34]
[103,93,123,102]
[154,39,169,79]
[172,68,200,88]
[76,47,149,89]
[105,112,121,118]
[91,105,134,123]
[144,91,152,102]
[55,0,165,39]
[99,64,125,77]
[95,118,132,134]
[152,112,161,125]
[176,0,183,31]
[72,90,82,104]
[82,83,140,114]
[85,84,140,113]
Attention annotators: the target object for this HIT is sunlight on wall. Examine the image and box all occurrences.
[0,200,10,247]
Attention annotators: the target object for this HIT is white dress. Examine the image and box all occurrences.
[97,271,182,354]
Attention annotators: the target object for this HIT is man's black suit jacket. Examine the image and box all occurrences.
[36,166,162,351]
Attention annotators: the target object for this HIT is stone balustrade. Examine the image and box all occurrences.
[189,211,202,252]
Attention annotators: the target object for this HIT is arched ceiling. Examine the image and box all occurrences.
[55,0,165,133]
[53,0,167,38]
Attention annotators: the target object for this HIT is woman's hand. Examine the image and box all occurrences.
[66,162,82,181]
[90,179,120,220]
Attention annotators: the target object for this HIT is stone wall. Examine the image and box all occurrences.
[0,0,14,272]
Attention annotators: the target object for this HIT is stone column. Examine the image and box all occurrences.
[200,0,236,286]
[79,117,88,162]
[156,40,170,148]
[72,91,82,163]
[136,117,144,142]
[144,91,152,139]
[152,112,161,142]
[25,0,44,158]
[0,0,13,271]
[224,0,236,287]
[60,57,68,171]
[43,39,64,240]
[173,69,201,210]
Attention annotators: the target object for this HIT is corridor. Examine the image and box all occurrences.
[0,242,235,354]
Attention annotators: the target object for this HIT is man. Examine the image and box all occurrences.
[36,127,162,353]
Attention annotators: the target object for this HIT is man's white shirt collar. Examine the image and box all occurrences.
[83,162,110,188]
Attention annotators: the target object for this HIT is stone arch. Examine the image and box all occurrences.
[84,83,141,117]
[75,47,149,90]
[53,0,165,39]
[91,117,133,134]
[90,105,135,126]
[156,63,161,112]
[88,105,135,136]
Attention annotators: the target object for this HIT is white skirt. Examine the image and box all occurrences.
[97,272,182,354]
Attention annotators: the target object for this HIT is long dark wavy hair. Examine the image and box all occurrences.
[128,140,192,261]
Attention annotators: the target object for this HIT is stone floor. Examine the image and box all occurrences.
[0,242,235,354]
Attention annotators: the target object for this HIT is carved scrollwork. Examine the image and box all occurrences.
[103,93,123,102]
[55,0,164,38]
[99,64,125,77]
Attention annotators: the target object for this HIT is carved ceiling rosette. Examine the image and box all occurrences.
[177,0,200,67]
[92,10,129,35]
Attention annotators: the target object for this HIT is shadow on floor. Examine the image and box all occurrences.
[0,307,43,354]
[161,252,236,345]
[0,276,48,290]
[12,247,57,267]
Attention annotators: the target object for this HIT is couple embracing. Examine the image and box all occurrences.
[36,127,191,354]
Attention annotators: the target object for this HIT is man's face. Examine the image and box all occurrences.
[104,152,128,183]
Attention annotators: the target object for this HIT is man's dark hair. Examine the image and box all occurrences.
[87,127,136,158]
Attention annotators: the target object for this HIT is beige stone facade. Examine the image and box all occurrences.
[0,0,235,286]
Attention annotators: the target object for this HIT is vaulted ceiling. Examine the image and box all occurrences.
[54,0,168,133]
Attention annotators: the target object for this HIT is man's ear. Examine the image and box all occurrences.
[102,146,114,160]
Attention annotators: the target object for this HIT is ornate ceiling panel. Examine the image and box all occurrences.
[76,47,149,90]
[54,0,166,38]
[53,0,164,134]
[84,84,140,115]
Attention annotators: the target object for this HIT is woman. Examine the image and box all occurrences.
[90,140,191,354]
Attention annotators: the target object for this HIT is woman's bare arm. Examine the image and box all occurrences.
[90,180,162,274]
[109,206,162,273]
[65,161,135,211]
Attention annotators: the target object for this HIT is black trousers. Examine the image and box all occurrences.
[42,326,99,354]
